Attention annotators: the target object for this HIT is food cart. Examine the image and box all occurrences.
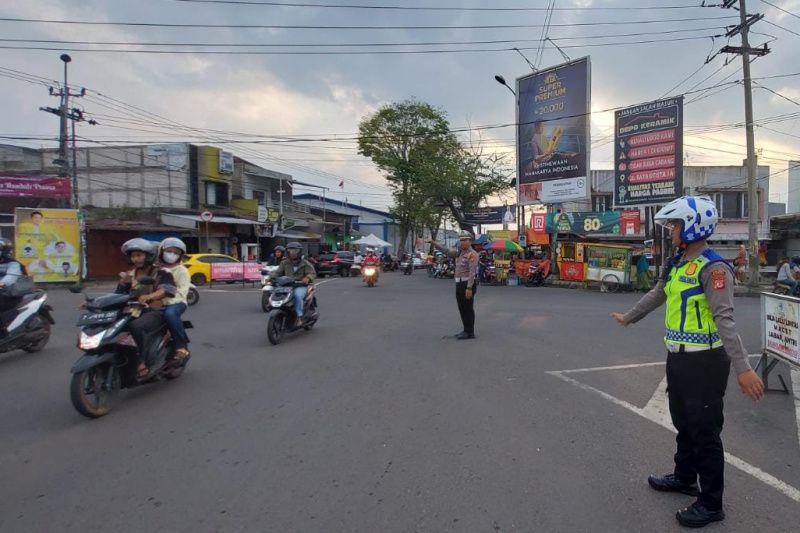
[583,243,634,292]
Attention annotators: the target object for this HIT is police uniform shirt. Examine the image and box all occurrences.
[622,243,751,374]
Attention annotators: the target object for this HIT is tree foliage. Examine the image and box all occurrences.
[358,99,512,251]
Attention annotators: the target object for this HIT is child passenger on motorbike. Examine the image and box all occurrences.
[116,238,176,381]
[158,238,191,362]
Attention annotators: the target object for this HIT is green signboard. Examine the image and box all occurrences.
[547,211,621,234]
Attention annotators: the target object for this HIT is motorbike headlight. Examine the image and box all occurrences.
[270,293,291,305]
[364,267,375,275]
[79,330,105,350]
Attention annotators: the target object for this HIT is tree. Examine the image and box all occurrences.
[358,99,452,253]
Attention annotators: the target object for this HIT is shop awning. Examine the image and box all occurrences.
[161,213,261,229]
[274,229,321,240]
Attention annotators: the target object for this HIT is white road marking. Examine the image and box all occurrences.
[547,359,800,504]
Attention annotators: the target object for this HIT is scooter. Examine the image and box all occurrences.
[362,265,379,287]
[0,287,54,355]
[402,259,413,275]
[773,280,798,296]
[260,266,279,313]
[68,280,192,418]
[266,276,319,345]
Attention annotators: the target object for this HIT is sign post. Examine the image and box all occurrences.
[200,210,213,252]
[758,292,800,393]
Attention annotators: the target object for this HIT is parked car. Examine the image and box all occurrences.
[315,251,355,277]
[183,253,240,285]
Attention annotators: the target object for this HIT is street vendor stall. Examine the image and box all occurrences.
[584,243,634,292]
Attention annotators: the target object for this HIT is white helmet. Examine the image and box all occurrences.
[160,237,187,255]
[654,195,718,244]
[121,238,157,263]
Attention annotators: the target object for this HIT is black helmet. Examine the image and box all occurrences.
[121,238,157,264]
[0,238,13,262]
[286,241,303,261]
[274,245,286,253]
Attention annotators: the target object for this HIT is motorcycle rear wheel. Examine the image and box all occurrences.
[22,316,51,353]
[267,313,285,345]
[187,287,199,306]
[70,364,120,418]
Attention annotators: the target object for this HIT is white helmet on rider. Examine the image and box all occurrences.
[159,237,187,265]
[654,195,718,244]
[121,238,157,263]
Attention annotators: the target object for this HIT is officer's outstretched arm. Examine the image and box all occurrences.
[614,279,667,326]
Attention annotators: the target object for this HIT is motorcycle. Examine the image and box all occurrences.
[260,266,279,313]
[68,281,192,418]
[266,276,319,345]
[186,283,199,306]
[773,280,798,296]
[524,259,551,287]
[362,265,379,287]
[382,257,399,272]
[0,286,54,355]
[402,259,413,275]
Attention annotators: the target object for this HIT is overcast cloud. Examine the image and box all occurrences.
[1,0,798,209]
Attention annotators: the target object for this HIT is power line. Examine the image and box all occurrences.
[759,0,800,20]
[0,15,740,31]
[171,0,711,11]
[0,35,722,55]
[763,18,800,37]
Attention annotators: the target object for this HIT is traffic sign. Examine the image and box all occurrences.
[200,210,214,222]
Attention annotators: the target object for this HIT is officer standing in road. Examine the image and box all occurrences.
[611,196,764,528]
[430,231,479,340]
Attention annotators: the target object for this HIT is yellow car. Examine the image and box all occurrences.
[183,253,240,285]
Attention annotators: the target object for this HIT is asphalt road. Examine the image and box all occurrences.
[1,272,799,532]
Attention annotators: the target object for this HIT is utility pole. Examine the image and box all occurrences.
[39,54,88,209]
[712,0,769,287]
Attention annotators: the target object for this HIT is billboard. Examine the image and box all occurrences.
[517,57,591,205]
[14,208,81,282]
[614,97,683,206]
[463,205,517,225]
[0,175,71,198]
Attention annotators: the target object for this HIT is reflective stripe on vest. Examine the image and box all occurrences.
[663,250,727,349]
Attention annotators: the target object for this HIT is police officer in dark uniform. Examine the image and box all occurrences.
[612,196,764,528]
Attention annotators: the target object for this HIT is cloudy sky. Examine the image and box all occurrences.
[1,0,798,209]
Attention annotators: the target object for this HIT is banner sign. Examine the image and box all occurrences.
[548,211,620,235]
[614,97,683,206]
[211,262,262,281]
[0,175,71,198]
[620,209,641,236]
[463,205,517,225]
[517,57,591,205]
[486,230,513,240]
[14,208,81,282]
[531,213,548,234]
[761,293,800,367]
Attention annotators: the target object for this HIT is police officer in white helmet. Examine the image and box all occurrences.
[612,196,764,527]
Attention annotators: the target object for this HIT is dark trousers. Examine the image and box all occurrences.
[129,310,165,367]
[455,281,477,335]
[666,347,730,510]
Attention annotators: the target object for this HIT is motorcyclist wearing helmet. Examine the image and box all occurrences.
[271,242,316,325]
[268,245,286,266]
[0,238,29,334]
[116,238,177,380]
[362,248,380,267]
[612,196,763,527]
[158,238,191,361]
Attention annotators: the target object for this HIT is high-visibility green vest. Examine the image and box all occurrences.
[663,249,728,349]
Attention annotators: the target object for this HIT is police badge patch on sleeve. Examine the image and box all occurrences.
[711,269,726,290]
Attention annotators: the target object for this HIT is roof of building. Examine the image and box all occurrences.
[293,193,394,219]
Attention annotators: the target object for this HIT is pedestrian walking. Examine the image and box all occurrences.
[429,231,479,339]
[611,196,764,528]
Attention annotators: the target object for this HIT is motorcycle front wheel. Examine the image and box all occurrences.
[261,292,271,313]
[70,364,120,418]
[267,311,286,345]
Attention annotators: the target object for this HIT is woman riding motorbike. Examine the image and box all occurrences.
[158,237,191,362]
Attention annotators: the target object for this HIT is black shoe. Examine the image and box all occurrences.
[455,332,475,340]
[648,474,699,496]
[676,501,724,528]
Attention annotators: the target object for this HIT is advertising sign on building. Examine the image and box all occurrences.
[614,97,683,206]
[219,150,234,174]
[0,175,71,199]
[463,205,517,225]
[531,213,548,234]
[620,209,641,236]
[14,208,81,282]
[548,211,621,235]
[517,57,591,205]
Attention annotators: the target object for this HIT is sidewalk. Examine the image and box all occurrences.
[541,278,773,297]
